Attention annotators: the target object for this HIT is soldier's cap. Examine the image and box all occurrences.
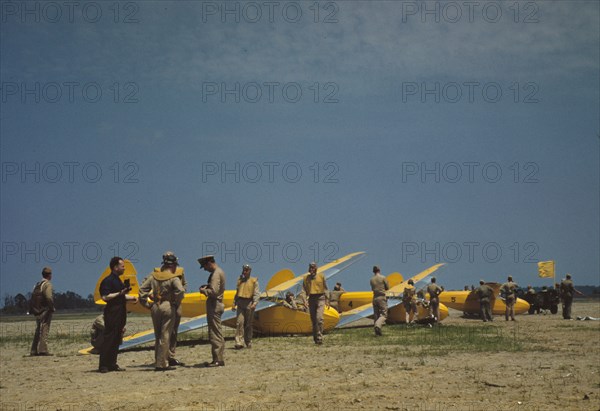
[566,274,572,279]
[480,280,485,284]
[508,275,513,281]
[242,264,251,270]
[162,251,178,266]
[42,266,52,275]
[197,255,215,266]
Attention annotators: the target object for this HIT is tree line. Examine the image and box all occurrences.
[1,291,97,314]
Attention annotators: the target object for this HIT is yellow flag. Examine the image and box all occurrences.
[538,261,555,278]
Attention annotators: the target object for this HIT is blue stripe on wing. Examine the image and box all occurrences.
[119,300,280,351]
[336,298,403,328]
[320,253,366,281]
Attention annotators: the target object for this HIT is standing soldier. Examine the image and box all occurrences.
[500,276,518,321]
[161,252,187,367]
[98,257,138,373]
[370,266,389,336]
[198,255,226,367]
[560,274,583,320]
[30,267,55,356]
[476,280,493,322]
[403,279,418,324]
[303,262,329,345]
[233,264,260,349]
[328,282,345,313]
[427,277,444,324]
[139,253,185,371]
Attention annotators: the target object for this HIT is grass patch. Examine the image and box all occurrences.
[326,324,530,354]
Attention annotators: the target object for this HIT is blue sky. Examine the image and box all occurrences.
[1,1,598,300]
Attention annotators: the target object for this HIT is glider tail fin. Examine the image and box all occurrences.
[93,259,139,305]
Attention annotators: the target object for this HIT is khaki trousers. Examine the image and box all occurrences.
[308,294,325,343]
[505,297,515,320]
[169,303,182,359]
[480,299,493,321]
[31,310,52,355]
[430,297,440,322]
[235,298,254,347]
[373,296,388,330]
[562,296,573,319]
[151,301,175,368]
[207,299,225,362]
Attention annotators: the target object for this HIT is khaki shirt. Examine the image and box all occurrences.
[476,284,493,302]
[235,276,260,304]
[560,279,574,298]
[203,266,226,301]
[139,269,185,308]
[370,274,389,298]
[403,285,416,301]
[427,283,443,300]
[283,298,298,310]
[40,280,55,312]
[329,289,345,305]
[303,273,328,296]
[501,281,518,301]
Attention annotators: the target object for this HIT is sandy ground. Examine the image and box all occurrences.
[1,300,599,411]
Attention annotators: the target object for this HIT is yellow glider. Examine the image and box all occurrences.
[439,283,530,317]
[336,264,449,328]
[79,252,365,354]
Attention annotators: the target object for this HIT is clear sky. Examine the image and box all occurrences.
[1,0,598,301]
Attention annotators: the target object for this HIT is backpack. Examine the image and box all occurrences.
[29,280,47,316]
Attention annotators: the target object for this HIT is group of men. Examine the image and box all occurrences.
[370,266,445,336]
[29,259,586,364]
[100,253,253,371]
[476,274,584,322]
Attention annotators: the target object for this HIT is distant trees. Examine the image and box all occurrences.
[1,291,96,314]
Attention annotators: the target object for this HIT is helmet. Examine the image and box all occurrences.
[162,251,178,266]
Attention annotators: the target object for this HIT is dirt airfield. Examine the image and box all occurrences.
[1,300,599,411]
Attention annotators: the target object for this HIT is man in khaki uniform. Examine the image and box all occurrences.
[500,276,518,321]
[233,264,260,349]
[426,277,444,324]
[403,279,418,324]
[476,280,494,322]
[370,266,389,335]
[295,290,308,312]
[303,262,329,345]
[560,274,583,320]
[139,255,185,371]
[30,267,55,356]
[283,292,299,310]
[161,252,187,366]
[199,255,226,366]
[328,282,345,313]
